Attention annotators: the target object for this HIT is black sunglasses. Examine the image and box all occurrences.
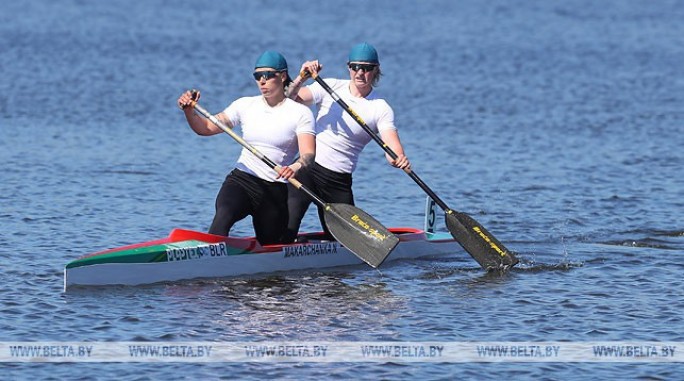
[348,63,377,72]
[253,71,280,81]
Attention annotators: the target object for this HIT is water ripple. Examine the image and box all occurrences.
[2,0,684,379]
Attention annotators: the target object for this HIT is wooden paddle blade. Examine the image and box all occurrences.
[445,211,518,271]
[323,203,399,268]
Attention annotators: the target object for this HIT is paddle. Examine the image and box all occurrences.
[185,95,399,268]
[308,74,518,271]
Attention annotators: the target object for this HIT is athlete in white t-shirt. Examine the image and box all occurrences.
[178,51,315,244]
[285,43,411,241]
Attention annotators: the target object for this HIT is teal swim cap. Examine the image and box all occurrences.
[348,43,379,64]
[254,51,288,71]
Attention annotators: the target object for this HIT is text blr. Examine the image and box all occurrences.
[166,242,230,262]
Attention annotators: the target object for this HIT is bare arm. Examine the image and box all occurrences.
[379,129,411,170]
[287,60,322,106]
[291,84,315,106]
[177,90,232,135]
[276,133,316,180]
[295,133,316,170]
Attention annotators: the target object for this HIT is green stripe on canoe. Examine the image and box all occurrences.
[65,240,249,269]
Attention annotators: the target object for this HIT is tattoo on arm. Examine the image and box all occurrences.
[296,153,314,169]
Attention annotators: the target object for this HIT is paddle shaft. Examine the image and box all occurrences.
[312,75,452,214]
[187,99,400,268]
[311,74,517,269]
[190,101,327,208]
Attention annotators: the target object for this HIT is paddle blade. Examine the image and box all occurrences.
[445,211,518,271]
[323,203,399,268]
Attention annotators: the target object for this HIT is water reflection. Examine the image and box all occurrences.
[201,274,408,339]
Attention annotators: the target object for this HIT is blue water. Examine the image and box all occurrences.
[2,0,683,379]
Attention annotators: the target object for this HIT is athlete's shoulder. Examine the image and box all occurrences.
[229,95,261,109]
[285,98,314,114]
[309,78,348,90]
[366,92,392,108]
[329,78,349,89]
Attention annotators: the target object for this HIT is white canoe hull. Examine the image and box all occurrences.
[64,229,460,290]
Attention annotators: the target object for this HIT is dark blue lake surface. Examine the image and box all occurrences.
[1,0,683,379]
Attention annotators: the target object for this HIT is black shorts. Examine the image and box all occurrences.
[286,162,354,241]
[209,169,288,245]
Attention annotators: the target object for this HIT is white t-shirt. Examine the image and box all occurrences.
[221,96,315,182]
[308,78,397,174]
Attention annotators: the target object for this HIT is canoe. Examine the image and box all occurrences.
[63,228,460,290]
